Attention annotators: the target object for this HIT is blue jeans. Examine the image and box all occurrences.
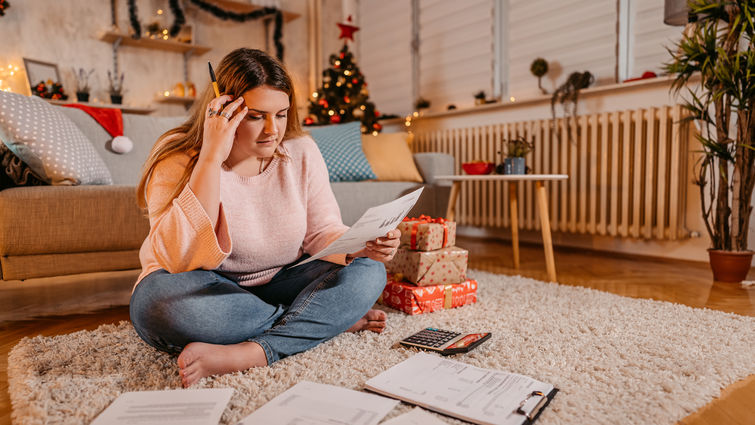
[129,257,386,365]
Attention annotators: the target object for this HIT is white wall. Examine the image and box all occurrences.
[0,0,310,116]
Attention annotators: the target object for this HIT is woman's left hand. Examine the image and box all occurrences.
[351,229,401,264]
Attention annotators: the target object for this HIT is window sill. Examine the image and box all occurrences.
[382,74,696,126]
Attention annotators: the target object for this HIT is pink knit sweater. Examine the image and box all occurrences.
[135,135,349,289]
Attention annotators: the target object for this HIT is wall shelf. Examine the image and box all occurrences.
[156,96,196,106]
[99,31,211,55]
[208,0,300,22]
[46,99,155,115]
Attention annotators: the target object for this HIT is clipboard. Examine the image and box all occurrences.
[515,388,559,425]
[364,353,559,425]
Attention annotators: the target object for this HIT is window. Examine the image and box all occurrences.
[357,0,414,117]
[356,0,683,117]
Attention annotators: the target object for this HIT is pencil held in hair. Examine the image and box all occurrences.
[208,61,220,98]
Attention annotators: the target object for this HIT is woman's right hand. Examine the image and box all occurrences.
[200,95,248,165]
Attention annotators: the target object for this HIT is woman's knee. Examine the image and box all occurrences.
[129,269,222,351]
[346,257,387,301]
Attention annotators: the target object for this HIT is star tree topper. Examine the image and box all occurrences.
[337,15,359,42]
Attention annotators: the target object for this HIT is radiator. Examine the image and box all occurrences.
[412,105,690,240]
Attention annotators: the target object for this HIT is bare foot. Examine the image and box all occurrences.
[347,309,387,333]
[177,341,267,387]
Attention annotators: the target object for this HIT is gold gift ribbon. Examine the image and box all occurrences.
[444,284,453,309]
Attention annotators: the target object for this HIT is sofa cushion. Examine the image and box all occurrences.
[0,250,140,281]
[308,121,377,182]
[0,185,148,256]
[362,132,423,182]
[0,91,112,185]
[59,108,186,185]
[0,141,46,189]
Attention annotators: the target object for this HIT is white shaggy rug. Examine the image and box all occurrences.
[8,271,755,425]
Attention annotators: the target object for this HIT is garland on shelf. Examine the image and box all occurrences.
[0,0,10,17]
[127,0,141,39]
[168,0,186,37]
[126,0,284,59]
[186,0,284,59]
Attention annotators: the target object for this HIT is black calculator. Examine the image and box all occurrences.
[399,328,491,356]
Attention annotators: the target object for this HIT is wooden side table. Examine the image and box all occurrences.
[435,174,568,282]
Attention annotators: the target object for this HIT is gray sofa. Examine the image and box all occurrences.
[0,107,453,320]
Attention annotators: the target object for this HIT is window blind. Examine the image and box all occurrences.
[357,0,414,117]
[417,0,494,112]
[507,0,617,100]
[628,0,682,79]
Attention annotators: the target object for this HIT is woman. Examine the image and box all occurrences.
[130,48,399,388]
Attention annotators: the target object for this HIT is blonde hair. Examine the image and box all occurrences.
[136,48,302,216]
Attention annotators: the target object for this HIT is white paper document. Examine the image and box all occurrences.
[90,388,234,425]
[238,381,399,425]
[364,353,555,425]
[381,407,450,425]
[294,187,424,266]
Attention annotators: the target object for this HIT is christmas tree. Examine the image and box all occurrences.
[303,18,382,134]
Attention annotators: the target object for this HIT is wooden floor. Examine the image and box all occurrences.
[1,235,754,425]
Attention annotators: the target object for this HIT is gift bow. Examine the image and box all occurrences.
[402,214,449,250]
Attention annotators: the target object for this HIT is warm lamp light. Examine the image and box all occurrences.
[163,91,170,96]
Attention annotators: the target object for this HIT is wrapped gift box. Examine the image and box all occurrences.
[398,215,456,251]
[386,246,468,286]
[378,275,478,315]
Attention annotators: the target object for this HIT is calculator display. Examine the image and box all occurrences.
[445,333,488,349]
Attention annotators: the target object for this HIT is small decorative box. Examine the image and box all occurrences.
[378,274,478,315]
[385,246,468,286]
[397,215,456,252]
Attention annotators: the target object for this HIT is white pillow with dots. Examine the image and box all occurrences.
[0,91,112,185]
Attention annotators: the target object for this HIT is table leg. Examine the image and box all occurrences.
[508,182,520,270]
[536,181,557,282]
[446,181,461,222]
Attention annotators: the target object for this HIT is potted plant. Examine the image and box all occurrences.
[73,67,94,102]
[107,69,124,104]
[665,0,755,282]
[530,58,549,95]
[496,136,533,175]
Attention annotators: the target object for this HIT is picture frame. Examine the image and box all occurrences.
[22,58,61,92]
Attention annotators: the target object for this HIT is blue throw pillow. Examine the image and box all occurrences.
[308,121,377,182]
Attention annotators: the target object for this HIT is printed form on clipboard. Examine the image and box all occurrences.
[364,353,558,425]
[294,187,424,267]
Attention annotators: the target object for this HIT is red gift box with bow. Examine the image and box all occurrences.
[397,215,456,252]
[386,246,468,286]
[378,274,478,315]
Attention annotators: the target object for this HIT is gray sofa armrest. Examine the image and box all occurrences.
[413,152,454,185]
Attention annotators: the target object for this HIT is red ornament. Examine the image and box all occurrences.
[337,15,360,42]
[373,123,382,131]
[340,52,345,59]
[330,115,342,124]
[318,99,329,108]
[344,96,350,103]
[304,117,314,125]
[374,110,380,117]
[352,78,358,84]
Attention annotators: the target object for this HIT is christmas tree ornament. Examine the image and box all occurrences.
[337,15,359,42]
[0,0,10,17]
